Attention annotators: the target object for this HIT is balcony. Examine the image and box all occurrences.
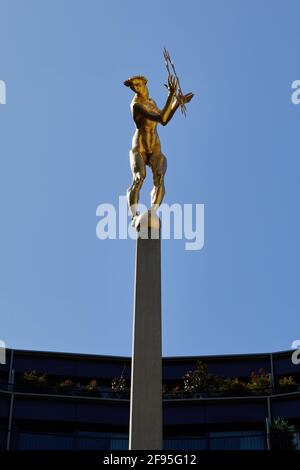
[1,380,300,401]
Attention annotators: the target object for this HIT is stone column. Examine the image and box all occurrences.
[129,212,162,450]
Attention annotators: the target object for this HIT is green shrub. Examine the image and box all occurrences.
[271,418,296,450]
[183,361,218,393]
[219,377,247,395]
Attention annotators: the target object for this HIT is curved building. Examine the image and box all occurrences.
[0,348,299,450]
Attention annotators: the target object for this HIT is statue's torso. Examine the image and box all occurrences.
[131,97,161,155]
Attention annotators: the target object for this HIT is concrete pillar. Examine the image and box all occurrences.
[129,213,162,450]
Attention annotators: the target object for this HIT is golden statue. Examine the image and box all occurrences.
[124,49,194,227]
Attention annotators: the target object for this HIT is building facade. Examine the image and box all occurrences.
[0,348,299,450]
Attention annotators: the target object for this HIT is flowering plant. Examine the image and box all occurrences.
[58,379,74,389]
[247,368,270,392]
[86,379,98,392]
[183,361,218,393]
[23,370,47,384]
[111,376,127,393]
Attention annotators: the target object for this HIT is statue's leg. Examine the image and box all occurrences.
[149,152,167,211]
[127,150,146,218]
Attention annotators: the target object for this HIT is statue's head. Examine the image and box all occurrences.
[124,75,148,96]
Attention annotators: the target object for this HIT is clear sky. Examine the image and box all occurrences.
[0,0,299,358]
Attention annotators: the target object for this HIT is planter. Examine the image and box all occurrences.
[278,385,298,394]
[82,389,100,397]
[18,381,47,393]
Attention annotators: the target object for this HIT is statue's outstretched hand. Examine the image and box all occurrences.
[165,74,178,95]
[179,92,194,105]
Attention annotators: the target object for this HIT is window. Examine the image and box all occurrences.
[209,431,265,450]
[19,432,74,450]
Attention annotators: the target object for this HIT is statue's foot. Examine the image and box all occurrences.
[131,211,160,238]
[131,213,140,229]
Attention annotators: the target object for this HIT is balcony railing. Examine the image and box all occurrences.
[162,385,300,399]
[7,429,300,451]
[1,380,300,399]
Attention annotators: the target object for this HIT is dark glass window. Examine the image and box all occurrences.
[209,431,266,450]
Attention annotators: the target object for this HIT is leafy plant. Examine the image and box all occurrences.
[247,368,270,393]
[58,379,74,391]
[278,376,296,389]
[183,361,218,393]
[111,376,127,393]
[86,379,98,392]
[271,417,296,450]
[219,377,247,395]
[172,384,182,394]
[23,370,47,384]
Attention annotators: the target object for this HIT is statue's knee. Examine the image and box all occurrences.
[134,172,145,186]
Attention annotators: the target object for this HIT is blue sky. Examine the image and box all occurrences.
[0,0,299,357]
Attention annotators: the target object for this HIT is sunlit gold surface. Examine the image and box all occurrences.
[124,54,194,225]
